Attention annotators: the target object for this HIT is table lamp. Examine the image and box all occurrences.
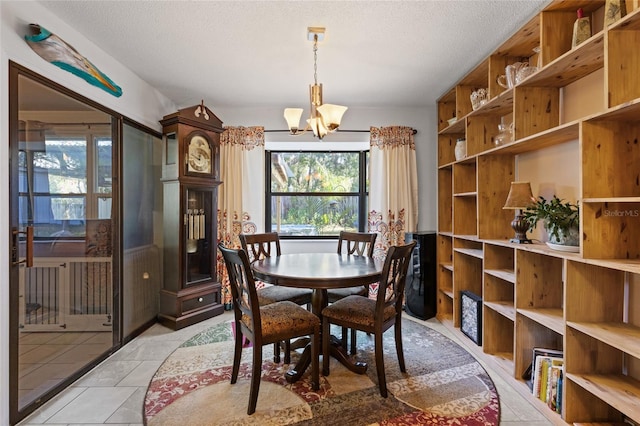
[503,181,534,243]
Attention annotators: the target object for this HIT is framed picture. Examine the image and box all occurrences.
[460,290,482,345]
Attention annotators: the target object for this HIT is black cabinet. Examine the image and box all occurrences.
[404,231,437,320]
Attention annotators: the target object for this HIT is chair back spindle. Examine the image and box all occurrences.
[376,241,416,316]
[337,231,377,257]
[218,244,262,339]
[240,232,281,263]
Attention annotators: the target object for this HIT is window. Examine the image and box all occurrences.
[266,150,368,238]
[18,125,112,239]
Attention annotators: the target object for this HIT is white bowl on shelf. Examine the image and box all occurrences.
[546,242,579,253]
[447,117,457,126]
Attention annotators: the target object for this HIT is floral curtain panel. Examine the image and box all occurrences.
[368,125,418,260]
[217,126,264,305]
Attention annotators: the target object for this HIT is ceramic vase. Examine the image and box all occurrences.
[455,138,466,161]
[604,0,626,27]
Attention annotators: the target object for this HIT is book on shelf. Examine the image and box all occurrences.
[555,366,563,414]
[522,348,563,399]
[537,357,549,400]
[530,352,564,414]
[523,347,563,390]
[535,356,560,402]
[547,363,563,412]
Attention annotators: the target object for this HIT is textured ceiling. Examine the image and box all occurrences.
[38,0,548,110]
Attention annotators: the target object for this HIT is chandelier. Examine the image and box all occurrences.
[284,27,348,140]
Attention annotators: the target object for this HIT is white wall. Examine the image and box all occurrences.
[0,2,176,423]
[0,2,438,423]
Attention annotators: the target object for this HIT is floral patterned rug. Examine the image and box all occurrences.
[144,319,500,425]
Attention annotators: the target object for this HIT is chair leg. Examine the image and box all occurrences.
[394,318,406,372]
[374,329,387,398]
[311,327,319,390]
[322,318,331,376]
[231,322,243,384]
[284,339,291,364]
[350,328,357,354]
[248,343,263,415]
[273,342,280,363]
[341,326,348,351]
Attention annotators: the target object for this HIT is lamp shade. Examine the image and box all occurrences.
[307,117,328,139]
[503,181,534,209]
[284,108,304,132]
[317,104,348,131]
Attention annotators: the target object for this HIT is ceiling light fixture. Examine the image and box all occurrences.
[284,27,347,140]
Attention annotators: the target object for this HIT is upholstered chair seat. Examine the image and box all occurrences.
[326,286,367,302]
[257,286,315,306]
[241,301,319,342]
[321,295,396,328]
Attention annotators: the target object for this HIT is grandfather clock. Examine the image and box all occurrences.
[158,102,224,330]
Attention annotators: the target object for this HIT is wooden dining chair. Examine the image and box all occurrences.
[321,240,416,398]
[327,231,378,353]
[218,243,320,415]
[240,232,313,363]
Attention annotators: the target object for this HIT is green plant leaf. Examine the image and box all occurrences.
[522,195,579,242]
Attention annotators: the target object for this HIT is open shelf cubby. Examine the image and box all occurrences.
[437,234,454,322]
[483,307,515,373]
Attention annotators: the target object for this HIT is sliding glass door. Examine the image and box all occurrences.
[9,61,164,426]
[9,64,117,423]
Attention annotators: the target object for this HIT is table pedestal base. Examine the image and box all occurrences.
[285,335,367,383]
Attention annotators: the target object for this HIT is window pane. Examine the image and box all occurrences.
[271,152,360,193]
[271,195,360,236]
[40,138,87,193]
[19,195,86,237]
[98,197,112,219]
[96,137,112,194]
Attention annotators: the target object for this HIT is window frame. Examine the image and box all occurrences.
[265,149,369,240]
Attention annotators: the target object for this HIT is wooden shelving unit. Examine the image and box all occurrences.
[436,1,640,424]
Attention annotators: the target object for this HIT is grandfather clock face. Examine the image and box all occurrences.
[186,134,212,174]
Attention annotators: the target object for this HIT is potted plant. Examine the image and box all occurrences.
[522,195,580,248]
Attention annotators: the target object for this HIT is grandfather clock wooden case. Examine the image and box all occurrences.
[158,104,224,330]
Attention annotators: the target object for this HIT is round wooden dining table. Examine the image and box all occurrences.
[252,252,383,383]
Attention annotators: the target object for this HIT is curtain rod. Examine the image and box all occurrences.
[264,128,417,135]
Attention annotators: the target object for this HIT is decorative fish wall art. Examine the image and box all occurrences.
[24,23,123,97]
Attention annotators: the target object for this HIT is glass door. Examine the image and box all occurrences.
[184,186,214,287]
[10,67,116,421]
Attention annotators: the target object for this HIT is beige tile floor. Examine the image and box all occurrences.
[19,331,113,409]
[18,310,553,426]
